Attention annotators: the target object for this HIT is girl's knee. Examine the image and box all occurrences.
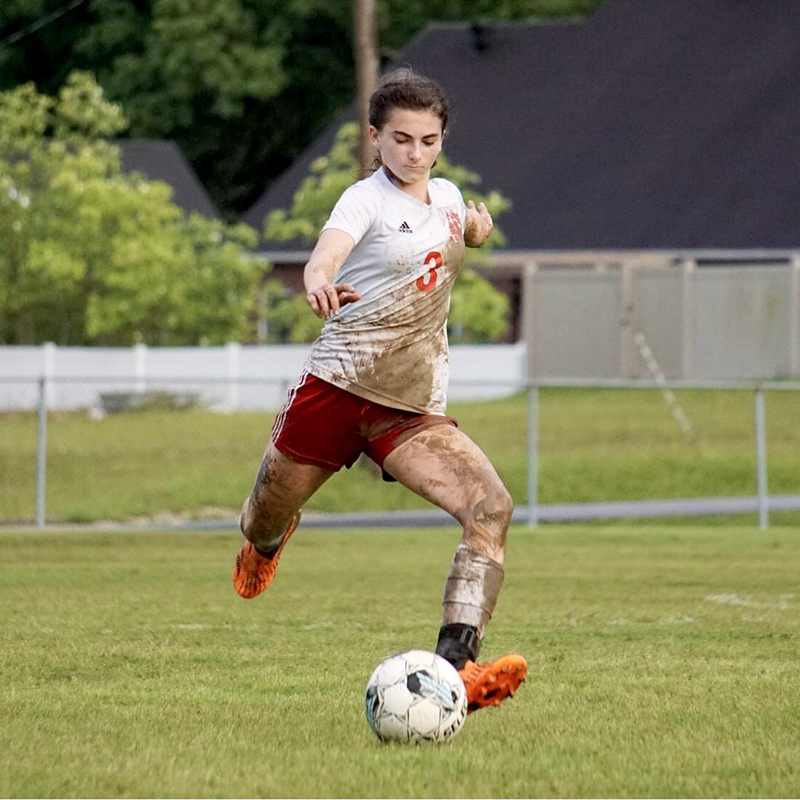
[459,482,513,560]
[493,484,515,523]
[475,482,514,527]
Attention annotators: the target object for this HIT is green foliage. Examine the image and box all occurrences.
[378,0,606,49]
[0,72,266,345]
[448,268,509,343]
[0,1,605,216]
[81,0,352,215]
[265,122,511,343]
[265,123,361,244]
[98,0,287,131]
[259,278,324,343]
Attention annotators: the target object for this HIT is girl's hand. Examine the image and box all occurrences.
[464,200,494,247]
[307,283,361,320]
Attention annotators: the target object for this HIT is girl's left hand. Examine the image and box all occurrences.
[464,200,494,247]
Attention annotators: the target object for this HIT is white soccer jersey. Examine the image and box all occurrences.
[303,167,467,414]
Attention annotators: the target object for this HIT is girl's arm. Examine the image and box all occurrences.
[304,228,361,319]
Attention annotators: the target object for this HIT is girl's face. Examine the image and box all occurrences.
[369,107,444,188]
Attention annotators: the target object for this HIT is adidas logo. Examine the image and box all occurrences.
[398,221,413,233]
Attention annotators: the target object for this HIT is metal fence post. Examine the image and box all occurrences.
[522,261,540,529]
[791,257,800,379]
[227,342,241,411]
[754,388,769,530]
[681,259,696,380]
[36,376,48,529]
[619,263,635,378]
[527,384,539,528]
[521,260,538,382]
[134,343,148,394]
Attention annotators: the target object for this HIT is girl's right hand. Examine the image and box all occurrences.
[307,283,361,320]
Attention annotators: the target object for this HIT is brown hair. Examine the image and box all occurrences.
[368,68,450,133]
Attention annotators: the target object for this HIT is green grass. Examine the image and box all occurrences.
[1,525,799,798]
[1,389,799,524]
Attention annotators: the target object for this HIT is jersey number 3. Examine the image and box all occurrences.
[416,251,443,292]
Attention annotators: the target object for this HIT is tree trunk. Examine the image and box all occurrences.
[353,0,379,178]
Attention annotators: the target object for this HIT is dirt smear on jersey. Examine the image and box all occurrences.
[349,240,465,411]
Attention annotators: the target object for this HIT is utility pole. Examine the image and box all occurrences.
[353,0,379,177]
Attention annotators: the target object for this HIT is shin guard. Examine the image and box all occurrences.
[441,543,505,641]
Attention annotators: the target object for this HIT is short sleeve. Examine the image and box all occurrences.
[431,177,467,227]
[321,182,380,245]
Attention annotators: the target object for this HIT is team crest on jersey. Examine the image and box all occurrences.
[398,221,413,233]
[440,209,462,243]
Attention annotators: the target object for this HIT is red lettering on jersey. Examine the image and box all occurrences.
[416,250,443,292]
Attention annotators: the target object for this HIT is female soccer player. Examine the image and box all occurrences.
[234,68,527,713]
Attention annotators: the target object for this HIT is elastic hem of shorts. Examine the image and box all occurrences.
[366,414,458,468]
[272,439,344,472]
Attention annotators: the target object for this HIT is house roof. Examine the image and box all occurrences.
[243,0,800,251]
[119,139,220,219]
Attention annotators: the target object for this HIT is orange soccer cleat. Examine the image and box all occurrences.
[233,511,301,599]
[458,654,528,713]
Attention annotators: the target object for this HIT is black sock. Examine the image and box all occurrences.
[240,516,279,558]
[436,623,479,670]
[254,541,280,558]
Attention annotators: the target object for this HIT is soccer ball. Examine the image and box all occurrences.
[364,649,468,744]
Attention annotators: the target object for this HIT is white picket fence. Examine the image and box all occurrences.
[0,342,528,412]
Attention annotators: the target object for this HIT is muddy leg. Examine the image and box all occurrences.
[382,425,514,664]
[241,443,334,551]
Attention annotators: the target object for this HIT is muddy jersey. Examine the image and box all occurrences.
[303,167,467,414]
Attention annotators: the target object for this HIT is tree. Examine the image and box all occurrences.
[0,71,266,345]
[258,279,325,344]
[263,122,510,343]
[81,0,353,217]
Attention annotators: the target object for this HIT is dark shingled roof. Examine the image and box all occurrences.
[243,0,800,251]
[119,139,220,219]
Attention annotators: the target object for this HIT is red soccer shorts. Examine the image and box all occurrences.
[271,372,458,476]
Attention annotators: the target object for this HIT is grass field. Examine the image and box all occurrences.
[2,388,799,525]
[2,524,798,798]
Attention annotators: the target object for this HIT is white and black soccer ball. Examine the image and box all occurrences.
[364,649,468,744]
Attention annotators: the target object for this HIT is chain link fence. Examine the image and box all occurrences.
[2,375,799,530]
